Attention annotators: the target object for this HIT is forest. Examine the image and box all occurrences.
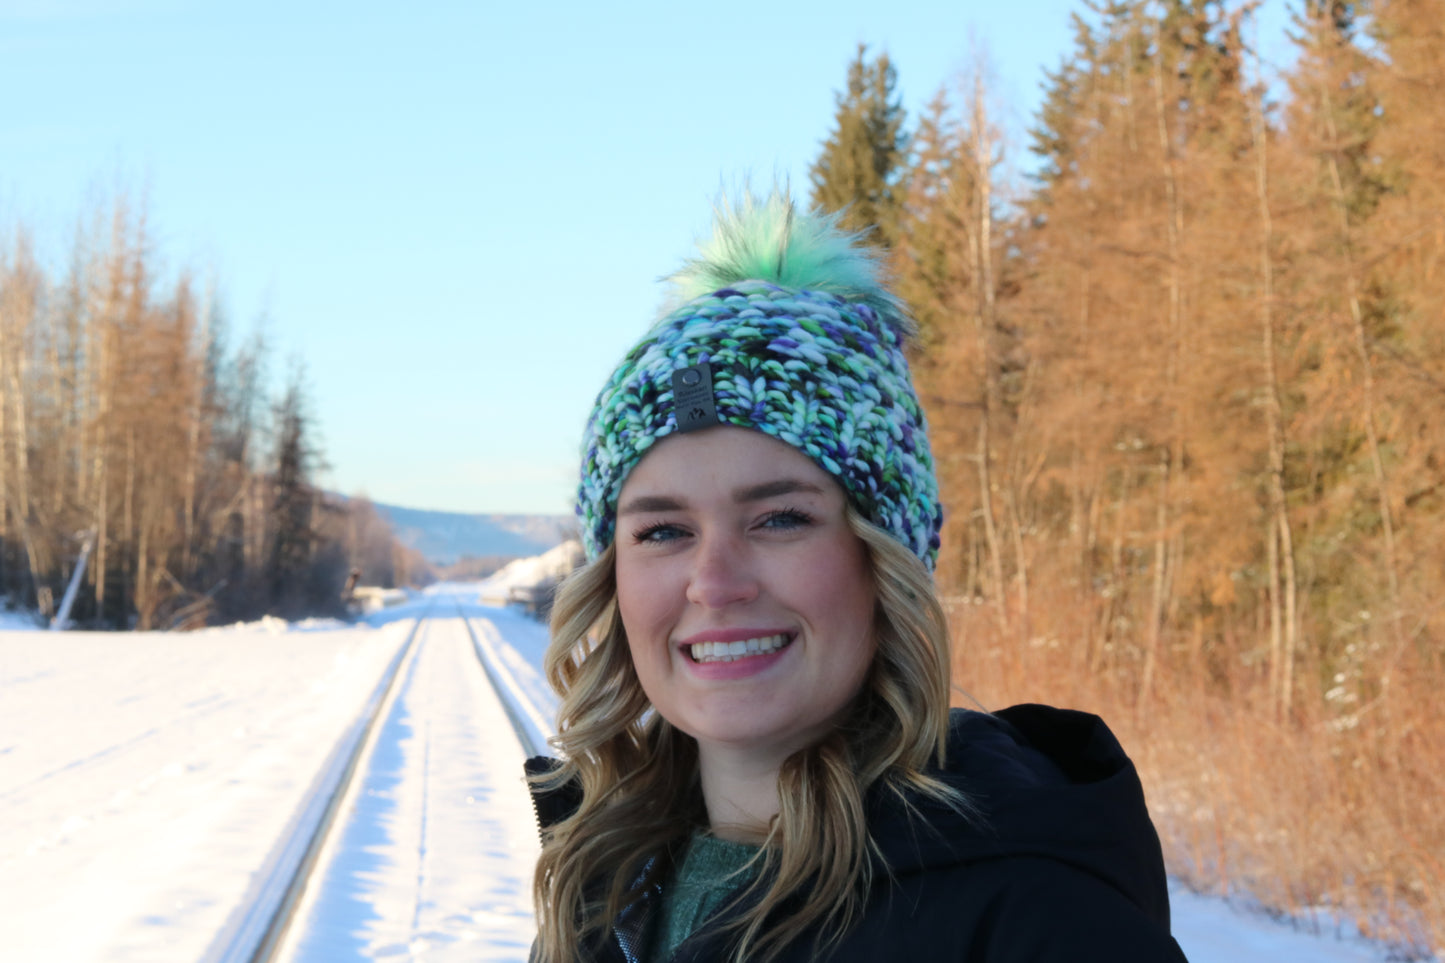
[807,0,1441,953]
[0,200,424,629]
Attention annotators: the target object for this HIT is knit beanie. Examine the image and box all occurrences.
[576,192,942,569]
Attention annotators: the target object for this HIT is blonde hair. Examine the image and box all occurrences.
[530,505,963,963]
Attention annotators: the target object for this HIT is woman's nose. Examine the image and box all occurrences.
[685,533,759,609]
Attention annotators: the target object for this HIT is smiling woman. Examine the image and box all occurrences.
[525,192,1190,963]
[615,428,878,798]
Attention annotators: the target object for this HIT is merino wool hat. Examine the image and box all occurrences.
[576,193,942,568]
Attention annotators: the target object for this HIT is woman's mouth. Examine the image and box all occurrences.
[686,633,793,664]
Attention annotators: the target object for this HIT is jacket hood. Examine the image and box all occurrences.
[525,704,1175,942]
[869,704,1172,929]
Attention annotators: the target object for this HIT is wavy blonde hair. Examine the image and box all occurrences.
[530,505,963,963]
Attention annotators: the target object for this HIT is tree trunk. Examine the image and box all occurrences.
[1,251,47,597]
[968,74,1007,628]
[182,298,210,580]
[1312,64,1410,738]
[91,271,118,616]
[1249,52,1301,721]
[1141,24,1185,710]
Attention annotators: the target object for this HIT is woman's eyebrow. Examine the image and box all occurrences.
[617,479,824,515]
[734,479,826,502]
[617,494,687,516]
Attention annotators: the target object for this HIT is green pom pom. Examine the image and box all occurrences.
[665,189,911,336]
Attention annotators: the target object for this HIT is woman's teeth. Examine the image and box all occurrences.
[688,634,790,663]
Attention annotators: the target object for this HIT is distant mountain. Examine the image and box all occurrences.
[370,501,576,566]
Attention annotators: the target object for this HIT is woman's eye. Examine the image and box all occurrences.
[631,522,687,544]
[758,509,814,531]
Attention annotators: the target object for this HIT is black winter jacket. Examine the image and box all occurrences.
[526,704,1190,962]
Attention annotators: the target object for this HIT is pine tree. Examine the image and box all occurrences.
[1269,0,1388,707]
[1027,11,1102,210]
[895,89,969,349]
[895,88,977,588]
[267,364,320,619]
[997,0,1270,682]
[893,78,1020,616]
[810,44,908,249]
[1350,0,1445,689]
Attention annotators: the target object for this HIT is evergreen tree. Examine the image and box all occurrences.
[810,44,908,249]
[1277,0,1401,693]
[892,79,1018,607]
[895,88,969,349]
[1027,11,1102,210]
[267,364,321,618]
[1335,0,1445,674]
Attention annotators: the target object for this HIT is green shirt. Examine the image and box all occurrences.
[647,832,762,961]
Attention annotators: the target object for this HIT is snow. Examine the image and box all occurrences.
[476,540,584,606]
[348,585,411,613]
[1169,883,1421,962]
[0,618,408,961]
[0,582,1428,962]
[458,601,559,757]
[0,607,43,630]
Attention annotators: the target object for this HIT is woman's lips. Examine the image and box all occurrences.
[674,629,798,679]
[686,633,792,664]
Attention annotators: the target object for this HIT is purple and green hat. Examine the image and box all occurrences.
[576,193,942,569]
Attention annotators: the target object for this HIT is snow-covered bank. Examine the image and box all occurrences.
[0,607,43,630]
[0,620,407,961]
[475,540,584,610]
[1170,882,1418,962]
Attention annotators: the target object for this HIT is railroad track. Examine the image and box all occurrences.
[201,600,552,963]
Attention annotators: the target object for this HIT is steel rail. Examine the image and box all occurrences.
[201,605,431,963]
[204,599,553,963]
[454,602,554,758]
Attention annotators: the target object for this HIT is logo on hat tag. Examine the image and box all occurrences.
[672,364,720,434]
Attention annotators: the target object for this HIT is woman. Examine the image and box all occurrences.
[527,192,1189,963]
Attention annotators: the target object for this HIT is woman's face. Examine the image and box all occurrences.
[614,426,877,761]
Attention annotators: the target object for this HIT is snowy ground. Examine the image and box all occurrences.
[0,589,1426,962]
[1171,884,1419,962]
[0,616,408,961]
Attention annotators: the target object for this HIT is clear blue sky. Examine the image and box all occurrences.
[0,0,1293,516]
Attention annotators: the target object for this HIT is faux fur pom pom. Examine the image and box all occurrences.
[664,190,913,337]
